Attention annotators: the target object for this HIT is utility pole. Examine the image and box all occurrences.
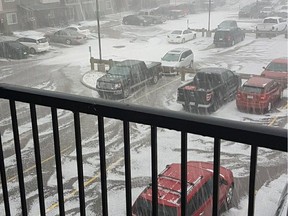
[96,0,102,60]
[207,0,211,37]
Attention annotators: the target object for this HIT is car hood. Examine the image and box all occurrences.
[97,74,126,83]
[161,60,179,67]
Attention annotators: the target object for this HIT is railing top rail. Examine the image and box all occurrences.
[0,83,286,152]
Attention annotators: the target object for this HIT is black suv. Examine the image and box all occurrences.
[0,41,29,59]
[214,28,245,47]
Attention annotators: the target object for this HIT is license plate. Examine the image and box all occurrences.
[247,95,253,99]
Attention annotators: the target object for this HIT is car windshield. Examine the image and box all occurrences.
[162,53,180,62]
[194,73,222,88]
[37,38,47,43]
[266,62,288,72]
[108,66,130,76]
[218,21,235,29]
[133,198,177,216]
[171,30,182,34]
[242,86,264,94]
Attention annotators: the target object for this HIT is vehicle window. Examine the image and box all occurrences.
[108,66,130,76]
[37,38,48,43]
[27,38,35,43]
[242,86,264,94]
[183,30,188,34]
[186,50,192,56]
[194,73,222,88]
[266,62,288,72]
[133,197,177,216]
[225,70,235,80]
[171,30,182,35]
[17,38,24,42]
[264,18,277,24]
[162,53,180,62]
[279,18,286,23]
[186,179,213,215]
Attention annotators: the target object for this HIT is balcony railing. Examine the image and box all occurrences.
[0,83,287,216]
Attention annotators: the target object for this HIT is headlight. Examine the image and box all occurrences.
[114,83,121,89]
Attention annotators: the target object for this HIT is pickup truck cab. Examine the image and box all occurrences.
[177,68,241,113]
[256,17,287,37]
[96,60,162,98]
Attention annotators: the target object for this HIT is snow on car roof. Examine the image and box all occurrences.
[244,76,273,87]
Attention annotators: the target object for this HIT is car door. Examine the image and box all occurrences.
[179,51,189,67]
[224,70,239,98]
[278,18,287,31]
[183,30,190,41]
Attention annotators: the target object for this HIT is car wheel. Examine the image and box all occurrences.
[181,38,185,43]
[66,39,72,45]
[226,186,234,207]
[29,48,36,54]
[122,86,131,98]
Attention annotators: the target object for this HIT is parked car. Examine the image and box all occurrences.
[122,15,152,26]
[259,6,274,18]
[132,161,234,216]
[238,1,270,18]
[0,41,29,59]
[177,68,241,113]
[65,25,91,38]
[44,29,87,45]
[274,183,288,216]
[275,5,288,18]
[256,17,287,38]
[261,57,288,88]
[213,28,245,47]
[96,60,162,98]
[236,76,282,114]
[16,36,50,54]
[161,48,194,74]
[167,29,196,43]
[151,5,186,20]
[174,3,196,14]
[137,10,166,24]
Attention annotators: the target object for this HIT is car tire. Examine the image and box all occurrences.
[29,48,36,54]
[181,38,185,43]
[225,185,234,207]
[66,39,72,45]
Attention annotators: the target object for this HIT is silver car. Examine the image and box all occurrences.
[44,29,87,45]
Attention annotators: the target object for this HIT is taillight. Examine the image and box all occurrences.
[260,95,267,100]
[206,92,213,101]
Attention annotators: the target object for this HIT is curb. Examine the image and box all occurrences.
[80,71,98,91]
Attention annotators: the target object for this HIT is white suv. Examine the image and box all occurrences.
[16,36,50,54]
[161,48,194,74]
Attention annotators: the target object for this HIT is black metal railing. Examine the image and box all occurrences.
[0,83,287,216]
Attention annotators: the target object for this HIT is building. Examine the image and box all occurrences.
[0,0,18,33]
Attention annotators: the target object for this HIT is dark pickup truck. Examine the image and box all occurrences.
[177,68,241,113]
[96,60,162,98]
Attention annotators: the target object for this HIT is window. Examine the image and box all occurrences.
[6,13,17,25]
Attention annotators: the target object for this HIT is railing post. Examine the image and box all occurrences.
[212,138,221,216]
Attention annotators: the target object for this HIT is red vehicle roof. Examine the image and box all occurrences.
[270,57,288,64]
[244,76,273,87]
[139,161,231,207]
